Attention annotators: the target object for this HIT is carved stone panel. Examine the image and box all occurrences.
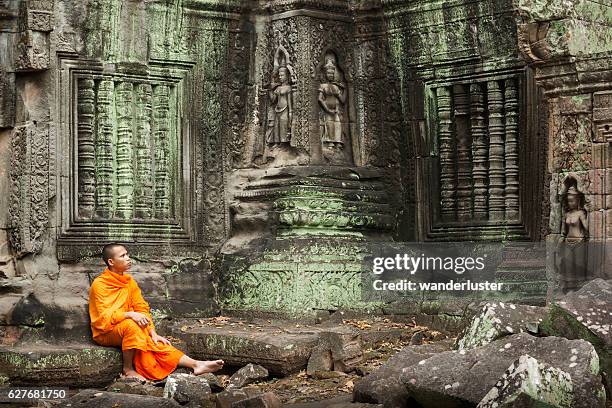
[56,59,206,259]
[425,73,540,240]
[9,123,49,255]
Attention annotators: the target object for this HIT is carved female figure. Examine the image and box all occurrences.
[558,185,589,293]
[318,55,346,148]
[266,66,293,145]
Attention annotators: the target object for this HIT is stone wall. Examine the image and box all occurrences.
[0,0,610,335]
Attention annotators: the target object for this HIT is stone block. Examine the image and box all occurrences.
[170,323,318,376]
[130,271,167,300]
[231,392,281,408]
[477,355,576,408]
[164,373,214,407]
[592,143,609,169]
[456,302,548,350]
[540,279,612,396]
[400,333,605,408]
[319,327,363,372]
[558,94,592,114]
[353,341,453,406]
[228,363,269,388]
[306,345,333,376]
[62,389,181,407]
[216,387,261,408]
[0,344,121,387]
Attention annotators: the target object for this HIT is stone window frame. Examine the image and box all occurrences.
[419,67,545,241]
[56,57,205,260]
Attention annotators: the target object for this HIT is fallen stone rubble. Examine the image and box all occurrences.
[354,279,612,408]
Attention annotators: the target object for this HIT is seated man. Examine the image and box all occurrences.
[89,243,223,381]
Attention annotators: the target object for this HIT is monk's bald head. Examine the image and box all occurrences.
[102,243,126,267]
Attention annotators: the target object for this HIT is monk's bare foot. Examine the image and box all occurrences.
[121,369,147,382]
[193,360,224,375]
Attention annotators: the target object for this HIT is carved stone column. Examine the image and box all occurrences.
[437,86,456,222]
[487,80,506,221]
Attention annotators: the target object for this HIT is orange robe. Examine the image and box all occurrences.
[89,268,184,380]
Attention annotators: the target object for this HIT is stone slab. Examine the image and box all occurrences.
[0,343,121,387]
[169,321,319,376]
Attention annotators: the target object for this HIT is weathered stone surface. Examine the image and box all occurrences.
[228,363,269,388]
[58,389,181,408]
[319,327,364,373]
[306,345,333,376]
[540,278,612,395]
[170,322,319,376]
[216,387,262,408]
[107,377,164,397]
[477,355,576,408]
[0,344,121,387]
[456,302,548,350]
[400,333,605,408]
[231,392,282,408]
[353,340,454,407]
[200,372,224,392]
[164,373,213,407]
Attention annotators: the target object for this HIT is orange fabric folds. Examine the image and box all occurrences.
[89,269,184,380]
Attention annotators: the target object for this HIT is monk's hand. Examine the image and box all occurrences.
[127,311,150,328]
[151,333,171,345]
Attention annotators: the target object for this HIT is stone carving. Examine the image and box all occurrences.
[9,123,49,256]
[152,85,173,219]
[557,180,589,293]
[504,79,520,220]
[437,86,455,221]
[470,83,488,221]
[318,52,347,150]
[265,47,296,146]
[433,77,525,230]
[74,76,178,222]
[14,0,54,72]
[77,77,96,218]
[134,84,154,219]
[454,84,472,222]
[115,82,135,219]
[487,80,506,221]
[593,91,612,143]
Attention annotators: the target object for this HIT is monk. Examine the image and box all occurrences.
[89,243,224,381]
